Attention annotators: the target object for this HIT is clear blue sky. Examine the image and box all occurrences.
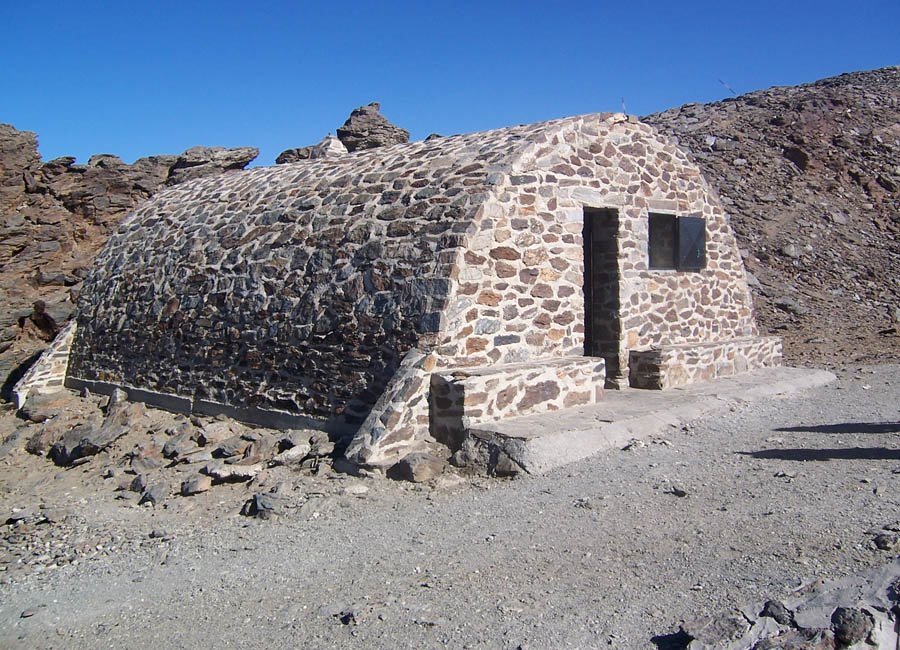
[3,1,898,166]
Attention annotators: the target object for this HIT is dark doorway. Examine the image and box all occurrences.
[582,208,622,385]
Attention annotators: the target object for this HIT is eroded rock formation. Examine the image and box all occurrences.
[0,125,258,394]
[336,102,409,152]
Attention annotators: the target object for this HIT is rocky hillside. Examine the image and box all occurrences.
[645,67,900,367]
[0,126,258,396]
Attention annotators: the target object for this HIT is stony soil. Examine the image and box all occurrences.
[0,365,898,648]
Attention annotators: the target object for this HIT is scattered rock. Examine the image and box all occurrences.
[197,421,240,447]
[752,628,834,649]
[873,533,899,551]
[680,611,749,646]
[138,481,170,506]
[830,607,874,646]
[17,391,82,424]
[167,146,259,185]
[774,297,808,316]
[386,452,446,483]
[202,460,262,483]
[492,451,524,477]
[342,484,369,497]
[759,599,795,626]
[241,492,289,519]
[275,147,311,164]
[129,474,149,493]
[129,445,163,473]
[163,432,196,459]
[49,420,129,466]
[214,434,251,459]
[178,449,214,465]
[307,431,335,458]
[181,474,212,496]
[276,136,347,163]
[271,445,310,466]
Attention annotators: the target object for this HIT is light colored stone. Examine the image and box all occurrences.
[181,474,212,496]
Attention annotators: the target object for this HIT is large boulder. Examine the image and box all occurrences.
[336,103,409,153]
[167,146,259,185]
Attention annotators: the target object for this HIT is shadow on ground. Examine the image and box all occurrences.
[0,351,42,403]
[650,630,691,650]
[774,422,900,435]
[738,447,900,462]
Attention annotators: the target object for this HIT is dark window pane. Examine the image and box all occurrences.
[648,213,676,269]
[677,216,706,270]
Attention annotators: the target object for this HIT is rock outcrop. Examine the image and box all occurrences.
[644,67,900,367]
[336,102,409,152]
[0,126,258,395]
[275,135,347,164]
[275,103,406,163]
[166,146,259,185]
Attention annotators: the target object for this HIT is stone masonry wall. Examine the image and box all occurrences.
[437,115,759,382]
[429,357,606,451]
[343,350,437,465]
[629,336,782,389]
[68,118,581,432]
[13,320,77,408]
[348,115,773,463]
[70,112,772,464]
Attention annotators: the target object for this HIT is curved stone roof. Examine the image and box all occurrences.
[69,112,757,438]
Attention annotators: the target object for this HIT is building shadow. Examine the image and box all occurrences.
[738,447,900,462]
[650,630,691,650]
[773,422,900,435]
[0,351,42,403]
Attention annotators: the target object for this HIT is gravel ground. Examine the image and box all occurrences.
[1,365,899,649]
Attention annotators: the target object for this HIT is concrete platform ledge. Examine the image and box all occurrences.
[453,366,834,476]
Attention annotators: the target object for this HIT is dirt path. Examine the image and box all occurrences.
[1,365,899,649]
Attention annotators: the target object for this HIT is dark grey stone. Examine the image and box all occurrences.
[759,599,795,626]
[386,452,445,483]
[830,607,873,646]
[241,492,289,519]
[139,481,170,506]
[336,103,409,153]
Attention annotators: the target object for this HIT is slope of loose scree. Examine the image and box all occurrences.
[645,67,900,368]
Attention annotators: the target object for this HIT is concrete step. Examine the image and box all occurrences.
[461,366,836,475]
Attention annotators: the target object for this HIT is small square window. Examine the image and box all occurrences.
[648,213,706,271]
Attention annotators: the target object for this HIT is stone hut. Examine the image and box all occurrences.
[57,112,780,467]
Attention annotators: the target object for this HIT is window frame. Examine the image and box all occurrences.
[647,212,707,272]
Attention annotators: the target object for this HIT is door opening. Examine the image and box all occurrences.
[583,208,622,386]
